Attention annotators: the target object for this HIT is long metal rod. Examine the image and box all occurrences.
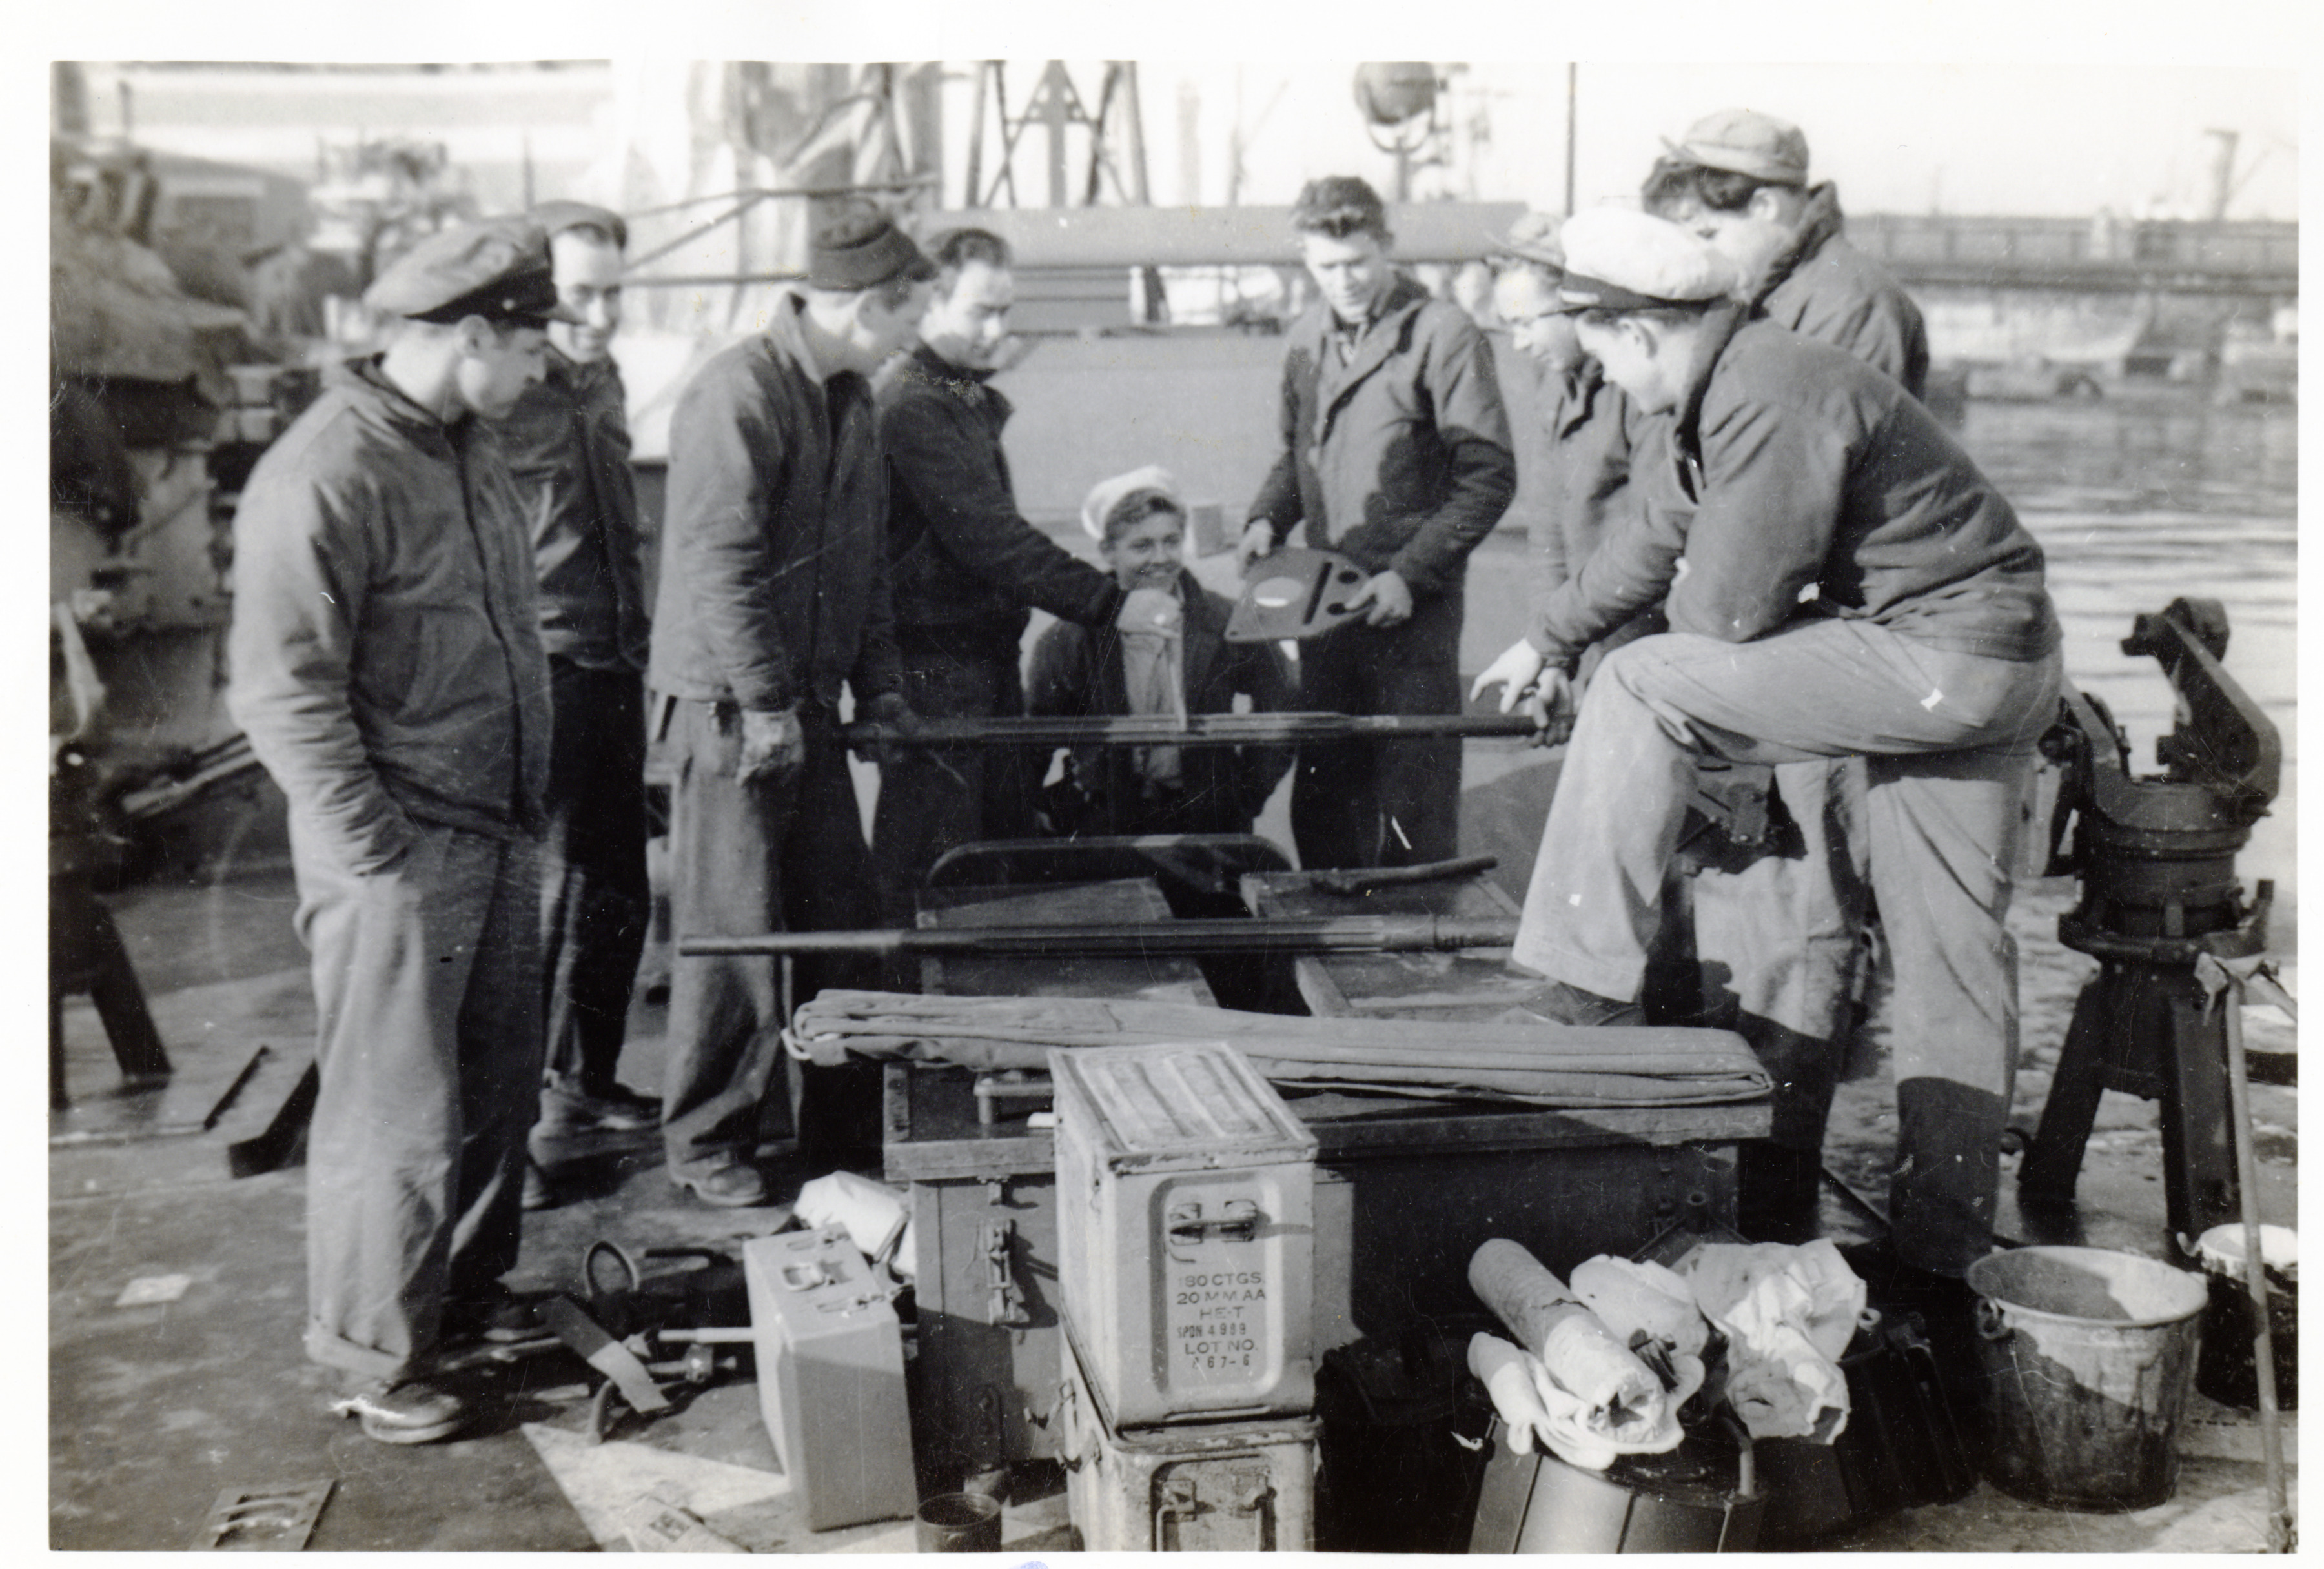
[2217,971,2292,1551]
[680,915,1518,959]
[841,711,1543,749]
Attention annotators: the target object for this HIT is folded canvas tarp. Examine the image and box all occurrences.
[786,990,1769,1109]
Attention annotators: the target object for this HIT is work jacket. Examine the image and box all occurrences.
[1247,274,1516,596]
[1526,359,1653,611]
[647,294,902,713]
[1754,185,1931,400]
[1027,572,1295,838]
[1532,309,2056,669]
[875,343,1120,660]
[228,357,551,875]
[496,346,650,673]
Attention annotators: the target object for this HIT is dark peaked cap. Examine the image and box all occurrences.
[364,216,580,326]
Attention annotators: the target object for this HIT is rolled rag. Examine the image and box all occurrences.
[1572,1253,1711,1406]
[1469,1240,1681,1458]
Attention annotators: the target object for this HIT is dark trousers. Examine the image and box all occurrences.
[870,646,1037,923]
[1290,589,1463,869]
[661,699,879,1173]
[293,818,542,1379]
[537,660,650,1104]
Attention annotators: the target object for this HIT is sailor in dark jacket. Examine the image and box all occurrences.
[1640,108,1933,1233]
[494,203,659,1203]
[646,212,933,1206]
[228,218,564,1443]
[1239,177,1515,869]
[872,227,1123,916]
[1503,209,2061,1286]
[1030,467,1294,838]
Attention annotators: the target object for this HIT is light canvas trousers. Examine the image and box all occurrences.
[1515,622,2061,1272]
[294,817,542,1379]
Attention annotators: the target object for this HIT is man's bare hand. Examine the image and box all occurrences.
[1346,569,1414,627]
[736,707,805,784]
[1234,520,1277,577]
[1470,638,1549,713]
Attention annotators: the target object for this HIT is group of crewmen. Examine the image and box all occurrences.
[223,104,2058,1445]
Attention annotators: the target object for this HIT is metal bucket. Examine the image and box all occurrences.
[1968,1246,2207,1511]
[2191,1224,2298,1411]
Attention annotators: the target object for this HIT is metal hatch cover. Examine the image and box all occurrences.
[1224,549,1373,643]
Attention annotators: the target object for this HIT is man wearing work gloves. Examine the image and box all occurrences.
[1239,176,1514,869]
[872,227,1124,917]
[1491,208,2061,1293]
[647,210,934,1206]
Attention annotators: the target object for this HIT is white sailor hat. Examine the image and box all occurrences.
[1554,207,1743,313]
[1081,464,1185,542]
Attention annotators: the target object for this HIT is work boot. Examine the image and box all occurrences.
[536,1082,662,1137]
[1503,979,1646,1029]
[331,1377,470,1445]
[672,1158,770,1209]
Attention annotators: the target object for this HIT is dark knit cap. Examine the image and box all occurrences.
[808,210,937,292]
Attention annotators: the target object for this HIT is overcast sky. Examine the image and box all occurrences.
[1156,61,2297,220]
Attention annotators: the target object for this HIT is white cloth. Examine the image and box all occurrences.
[1116,587,1185,789]
[1571,1254,1711,1406]
[1468,1328,1684,1473]
[1677,1238,1865,1442]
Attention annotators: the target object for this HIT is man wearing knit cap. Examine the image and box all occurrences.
[647,208,933,1206]
[1241,175,1516,869]
[1644,108,1929,397]
[1500,207,2062,1297]
[493,201,658,1212]
[870,227,1124,920]
[229,216,571,1442]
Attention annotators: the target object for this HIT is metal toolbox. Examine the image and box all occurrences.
[1060,1333,1319,1552]
[1050,1041,1319,1429]
[883,1065,1757,1483]
[740,1228,916,1531]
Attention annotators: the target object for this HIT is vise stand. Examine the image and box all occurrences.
[2017,598,2282,1242]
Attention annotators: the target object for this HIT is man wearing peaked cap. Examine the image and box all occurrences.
[229,215,567,1442]
[1646,107,1930,1247]
[1644,108,1929,398]
[363,213,581,331]
[491,202,663,1211]
[646,207,935,1204]
[1493,203,2064,1297]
